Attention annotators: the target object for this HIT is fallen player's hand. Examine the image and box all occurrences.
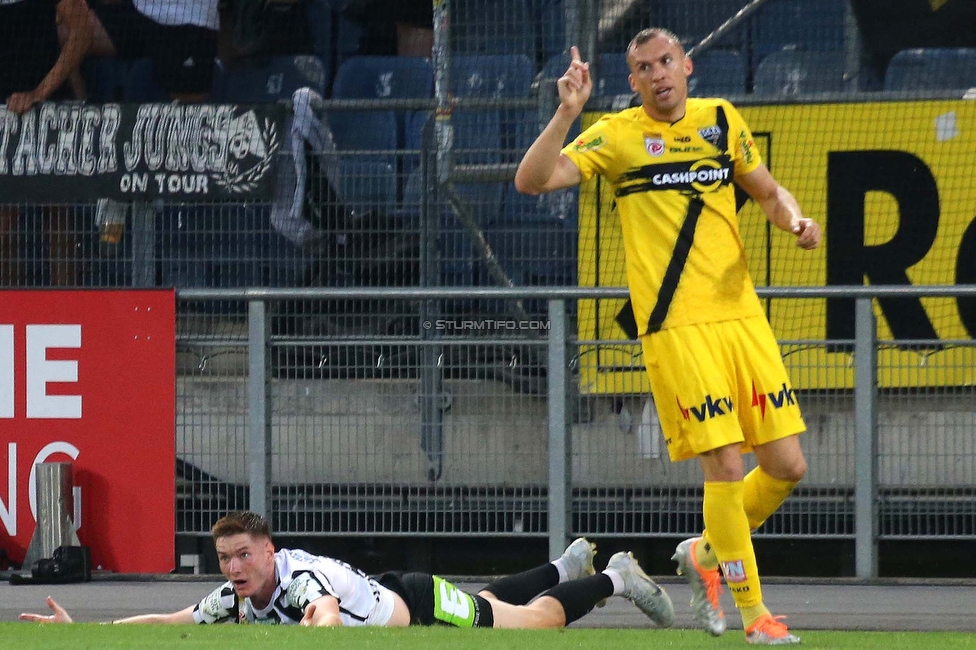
[299,603,317,627]
[20,596,74,624]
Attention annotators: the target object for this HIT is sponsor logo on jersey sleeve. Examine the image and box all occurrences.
[287,571,328,610]
[573,135,605,152]
[738,129,756,164]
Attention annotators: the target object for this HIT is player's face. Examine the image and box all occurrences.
[627,34,693,122]
[215,533,276,601]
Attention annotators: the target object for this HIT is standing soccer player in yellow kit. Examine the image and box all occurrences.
[515,28,821,644]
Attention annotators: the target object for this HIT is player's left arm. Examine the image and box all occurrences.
[299,595,343,627]
[736,163,821,250]
[20,596,196,624]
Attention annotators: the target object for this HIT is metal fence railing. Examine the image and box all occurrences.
[175,284,976,579]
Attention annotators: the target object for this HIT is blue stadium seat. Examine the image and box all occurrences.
[326,111,398,213]
[451,0,535,59]
[542,52,632,98]
[502,183,578,225]
[688,49,746,97]
[332,56,433,100]
[653,0,751,51]
[451,54,533,162]
[754,50,850,96]
[595,53,633,98]
[752,0,848,59]
[482,221,577,292]
[212,55,328,103]
[451,54,534,98]
[884,48,976,92]
[333,56,434,178]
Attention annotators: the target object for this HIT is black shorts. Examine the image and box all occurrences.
[88,0,217,95]
[375,571,494,628]
[0,0,64,99]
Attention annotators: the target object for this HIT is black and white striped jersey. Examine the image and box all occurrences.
[191,548,397,626]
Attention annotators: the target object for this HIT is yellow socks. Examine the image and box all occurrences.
[740,602,772,628]
[743,467,798,530]
[699,467,798,568]
[701,481,763,609]
[694,536,719,571]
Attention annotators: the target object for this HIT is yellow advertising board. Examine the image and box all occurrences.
[578,101,976,393]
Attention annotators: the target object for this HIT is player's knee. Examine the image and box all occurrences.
[783,456,807,483]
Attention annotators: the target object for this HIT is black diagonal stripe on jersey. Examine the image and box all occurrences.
[644,197,705,335]
[615,155,733,197]
[715,105,729,153]
[339,606,369,622]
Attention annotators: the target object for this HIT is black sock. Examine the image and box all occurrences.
[543,574,615,625]
[482,564,560,605]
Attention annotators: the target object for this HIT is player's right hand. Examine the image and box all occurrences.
[19,596,74,624]
[557,46,592,116]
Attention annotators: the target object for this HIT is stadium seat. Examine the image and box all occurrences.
[883,48,976,92]
[451,0,535,59]
[502,183,578,225]
[752,0,848,59]
[332,56,433,100]
[541,51,632,98]
[326,111,398,213]
[451,54,533,162]
[451,54,534,99]
[482,221,577,293]
[594,53,633,98]
[754,50,851,96]
[212,55,328,103]
[653,0,752,51]
[687,49,746,97]
[333,56,434,179]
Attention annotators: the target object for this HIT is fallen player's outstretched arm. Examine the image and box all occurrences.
[20,596,196,624]
[300,596,344,627]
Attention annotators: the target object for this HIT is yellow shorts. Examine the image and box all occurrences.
[641,315,806,462]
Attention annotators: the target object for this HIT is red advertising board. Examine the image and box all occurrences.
[0,290,175,573]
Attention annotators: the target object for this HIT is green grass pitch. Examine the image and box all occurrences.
[2,625,974,650]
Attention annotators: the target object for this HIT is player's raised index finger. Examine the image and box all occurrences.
[570,46,582,63]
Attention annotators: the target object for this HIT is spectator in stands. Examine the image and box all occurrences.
[343,0,434,57]
[84,0,219,102]
[515,30,821,645]
[83,0,220,248]
[21,510,674,628]
[1,0,93,287]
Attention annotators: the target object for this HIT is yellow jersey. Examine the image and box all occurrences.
[562,98,765,334]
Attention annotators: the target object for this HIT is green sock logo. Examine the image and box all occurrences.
[432,576,476,627]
